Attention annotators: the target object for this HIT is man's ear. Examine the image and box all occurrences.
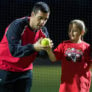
[31,12,35,17]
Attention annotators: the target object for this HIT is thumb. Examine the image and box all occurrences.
[38,37,43,43]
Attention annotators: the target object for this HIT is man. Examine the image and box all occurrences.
[0,2,50,92]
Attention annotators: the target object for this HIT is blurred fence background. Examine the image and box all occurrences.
[0,0,92,92]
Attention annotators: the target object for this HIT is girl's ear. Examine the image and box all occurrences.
[81,30,85,36]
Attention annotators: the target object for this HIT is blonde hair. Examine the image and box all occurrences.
[69,19,87,40]
[69,19,86,33]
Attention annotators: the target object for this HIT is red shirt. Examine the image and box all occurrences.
[54,40,92,92]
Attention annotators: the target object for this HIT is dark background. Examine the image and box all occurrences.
[0,0,92,64]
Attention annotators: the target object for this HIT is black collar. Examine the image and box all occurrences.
[25,16,36,32]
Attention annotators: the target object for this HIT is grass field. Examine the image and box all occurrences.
[31,65,92,92]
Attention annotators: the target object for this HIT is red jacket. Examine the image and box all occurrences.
[0,17,49,72]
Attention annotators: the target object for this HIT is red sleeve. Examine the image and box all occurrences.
[85,45,92,64]
[54,43,64,61]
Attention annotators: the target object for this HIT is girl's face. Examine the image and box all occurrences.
[68,23,83,42]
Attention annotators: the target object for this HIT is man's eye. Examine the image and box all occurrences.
[44,18,48,21]
[38,17,42,20]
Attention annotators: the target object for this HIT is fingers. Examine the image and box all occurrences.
[48,38,54,48]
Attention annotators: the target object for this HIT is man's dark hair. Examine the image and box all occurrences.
[32,2,50,14]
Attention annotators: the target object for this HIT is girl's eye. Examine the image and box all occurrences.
[73,30,77,32]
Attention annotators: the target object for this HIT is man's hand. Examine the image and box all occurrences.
[33,38,53,52]
[33,38,43,52]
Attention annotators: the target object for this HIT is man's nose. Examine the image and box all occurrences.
[40,19,46,24]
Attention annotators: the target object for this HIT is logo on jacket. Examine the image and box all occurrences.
[65,48,83,62]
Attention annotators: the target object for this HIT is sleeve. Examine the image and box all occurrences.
[54,43,63,61]
[6,19,36,57]
[85,45,92,64]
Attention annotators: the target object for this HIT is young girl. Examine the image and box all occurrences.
[46,19,92,92]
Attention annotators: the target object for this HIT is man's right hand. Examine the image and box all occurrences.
[33,38,43,52]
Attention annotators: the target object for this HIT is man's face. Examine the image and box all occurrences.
[31,10,50,30]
